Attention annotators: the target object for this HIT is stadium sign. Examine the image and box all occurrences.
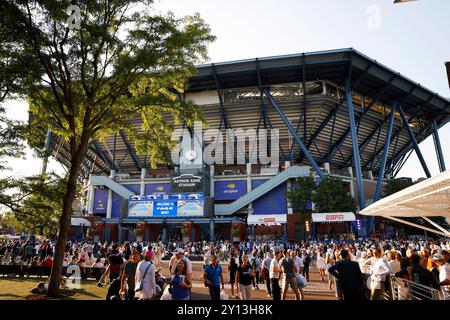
[171,174,203,193]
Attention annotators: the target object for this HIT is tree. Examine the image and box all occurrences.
[286,175,315,218]
[0,0,214,296]
[383,178,414,197]
[287,175,356,217]
[312,176,356,213]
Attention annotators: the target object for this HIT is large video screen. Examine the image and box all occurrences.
[128,194,204,218]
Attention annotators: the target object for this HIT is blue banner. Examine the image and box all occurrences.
[251,180,287,215]
[214,180,247,200]
[93,188,107,213]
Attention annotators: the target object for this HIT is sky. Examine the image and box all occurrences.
[2,0,449,181]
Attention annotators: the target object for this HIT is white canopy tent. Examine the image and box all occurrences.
[360,170,450,237]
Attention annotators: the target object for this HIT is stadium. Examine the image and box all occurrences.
[47,48,449,243]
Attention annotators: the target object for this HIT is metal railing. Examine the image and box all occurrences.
[332,273,444,301]
[389,276,443,300]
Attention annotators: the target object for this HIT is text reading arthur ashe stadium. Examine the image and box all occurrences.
[177,304,273,318]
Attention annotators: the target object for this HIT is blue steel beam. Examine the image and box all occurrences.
[345,121,383,167]
[345,79,365,211]
[369,102,397,235]
[262,88,324,179]
[398,105,431,178]
[432,119,447,172]
[303,105,340,160]
[370,108,422,173]
[212,64,231,130]
[384,123,429,175]
[91,141,118,171]
[119,130,143,169]
[393,150,414,178]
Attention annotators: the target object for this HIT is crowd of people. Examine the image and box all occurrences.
[0,237,449,300]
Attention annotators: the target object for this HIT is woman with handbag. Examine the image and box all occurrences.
[134,250,156,300]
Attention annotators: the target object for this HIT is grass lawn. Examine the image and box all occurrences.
[0,277,108,300]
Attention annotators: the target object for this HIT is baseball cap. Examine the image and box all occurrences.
[209,254,217,261]
[432,253,444,261]
[175,248,185,254]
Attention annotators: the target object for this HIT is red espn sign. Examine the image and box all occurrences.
[263,218,276,223]
[325,214,345,221]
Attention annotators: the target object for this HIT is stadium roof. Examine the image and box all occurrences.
[190,48,449,122]
[49,48,450,179]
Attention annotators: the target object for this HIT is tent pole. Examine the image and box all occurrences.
[383,216,450,237]
[421,216,450,236]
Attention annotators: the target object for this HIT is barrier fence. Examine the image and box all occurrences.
[331,274,445,300]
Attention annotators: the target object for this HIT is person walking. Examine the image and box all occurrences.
[203,255,224,300]
[235,255,255,300]
[370,248,392,300]
[302,250,311,282]
[120,250,141,300]
[251,252,261,290]
[262,252,273,297]
[316,251,327,281]
[270,251,282,301]
[327,249,367,300]
[134,250,156,300]
[228,255,238,299]
[170,259,192,300]
[280,250,301,300]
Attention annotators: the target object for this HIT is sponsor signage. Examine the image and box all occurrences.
[247,214,287,225]
[214,180,247,200]
[171,174,203,193]
[145,183,170,196]
[311,212,356,223]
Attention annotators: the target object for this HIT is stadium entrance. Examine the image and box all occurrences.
[312,212,356,241]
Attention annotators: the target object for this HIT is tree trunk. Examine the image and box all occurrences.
[47,139,85,297]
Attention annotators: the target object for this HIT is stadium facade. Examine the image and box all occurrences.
[50,48,449,243]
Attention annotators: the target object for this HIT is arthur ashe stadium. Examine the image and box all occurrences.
[47,48,449,243]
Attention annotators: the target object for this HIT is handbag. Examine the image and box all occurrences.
[296,274,308,288]
[135,262,152,292]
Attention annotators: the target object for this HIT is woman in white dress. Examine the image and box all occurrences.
[316,251,327,281]
[135,250,156,300]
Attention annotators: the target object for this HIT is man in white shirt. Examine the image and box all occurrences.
[370,248,392,300]
[291,250,304,275]
[170,248,192,278]
[269,251,281,301]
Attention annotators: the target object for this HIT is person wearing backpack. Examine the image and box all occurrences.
[202,255,224,300]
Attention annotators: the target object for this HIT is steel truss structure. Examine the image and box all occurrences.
[46,48,450,235]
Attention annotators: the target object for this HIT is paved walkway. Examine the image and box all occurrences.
[156,260,337,300]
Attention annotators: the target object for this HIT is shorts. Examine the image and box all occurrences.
[282,276,299,293]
